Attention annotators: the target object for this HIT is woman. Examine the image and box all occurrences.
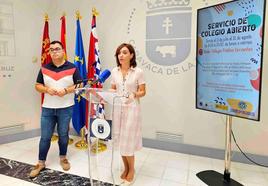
[111,43,146,183]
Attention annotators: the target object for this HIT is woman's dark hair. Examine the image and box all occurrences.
[50,40,64,48]
[115,43,137,68]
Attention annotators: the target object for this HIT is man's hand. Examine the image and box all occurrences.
[57,89,66,97]
[46,87,58,96]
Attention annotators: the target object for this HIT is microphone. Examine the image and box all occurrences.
[89,69,111,86]
[75,69,111,96]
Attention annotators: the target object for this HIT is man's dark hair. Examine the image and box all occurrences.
[50,40,64,48]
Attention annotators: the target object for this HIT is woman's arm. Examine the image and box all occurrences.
[133,84,146,98]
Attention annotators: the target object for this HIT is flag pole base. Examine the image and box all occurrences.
[75,139,88,149]
[51,135,74,145]
[91,140,107,154]
[75,128,88,149]
[68,138,74,145]
[51,134,58,142]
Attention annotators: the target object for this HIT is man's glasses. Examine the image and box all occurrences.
[49,47,62,53]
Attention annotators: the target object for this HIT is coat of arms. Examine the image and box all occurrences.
[146,0,192,66]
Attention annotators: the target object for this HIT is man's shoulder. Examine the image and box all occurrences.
[41,61,77,73]
[42,62,52,68]
[65,61,77,68]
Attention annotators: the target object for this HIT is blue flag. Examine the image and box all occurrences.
[72,18,87,134]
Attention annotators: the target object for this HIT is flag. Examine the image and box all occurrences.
[87,10,101,86]
[85,8,104,129]
[60,13,67,60]
[72,12,87,134]
[41,13,51,103]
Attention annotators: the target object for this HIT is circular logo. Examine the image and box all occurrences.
[91,118,111,139]
[238,101,247,110]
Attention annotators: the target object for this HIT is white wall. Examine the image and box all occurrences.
[1,0,268,156]
[0,0,54,130]
[81,0,268,156]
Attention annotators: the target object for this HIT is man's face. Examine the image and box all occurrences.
[49,43,64,61]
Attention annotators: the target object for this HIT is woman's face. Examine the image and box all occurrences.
[118,46,133,66]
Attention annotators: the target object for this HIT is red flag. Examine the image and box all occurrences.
[87,12,102,88]
[87,15,97,83]
[41,14,51,103]
[60,13,67,60]
[85,9,102,129]
[41,14,51,66]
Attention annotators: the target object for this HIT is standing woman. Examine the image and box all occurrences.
[111,43,146,183]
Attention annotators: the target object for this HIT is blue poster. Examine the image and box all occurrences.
[196,0,266,120]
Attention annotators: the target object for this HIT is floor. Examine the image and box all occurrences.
[0,136,268,186]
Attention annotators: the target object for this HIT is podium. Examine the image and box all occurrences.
[75,87,129,186]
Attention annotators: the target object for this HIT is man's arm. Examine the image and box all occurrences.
[35,83,57,96]
[63,84,80,94]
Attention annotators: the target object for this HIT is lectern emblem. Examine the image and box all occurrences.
[98,124,104,134]
[90,118,112,140]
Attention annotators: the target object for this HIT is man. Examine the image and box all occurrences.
[30,40,82,178]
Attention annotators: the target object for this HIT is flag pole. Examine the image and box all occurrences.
[43,13,58,143]
[75,10,82,20]
[73,10,88,149]
[75,128,88,149]
[59,12,73,145]
[44,13,48,21]
[88,8,107,154]
[92,7,99,17]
